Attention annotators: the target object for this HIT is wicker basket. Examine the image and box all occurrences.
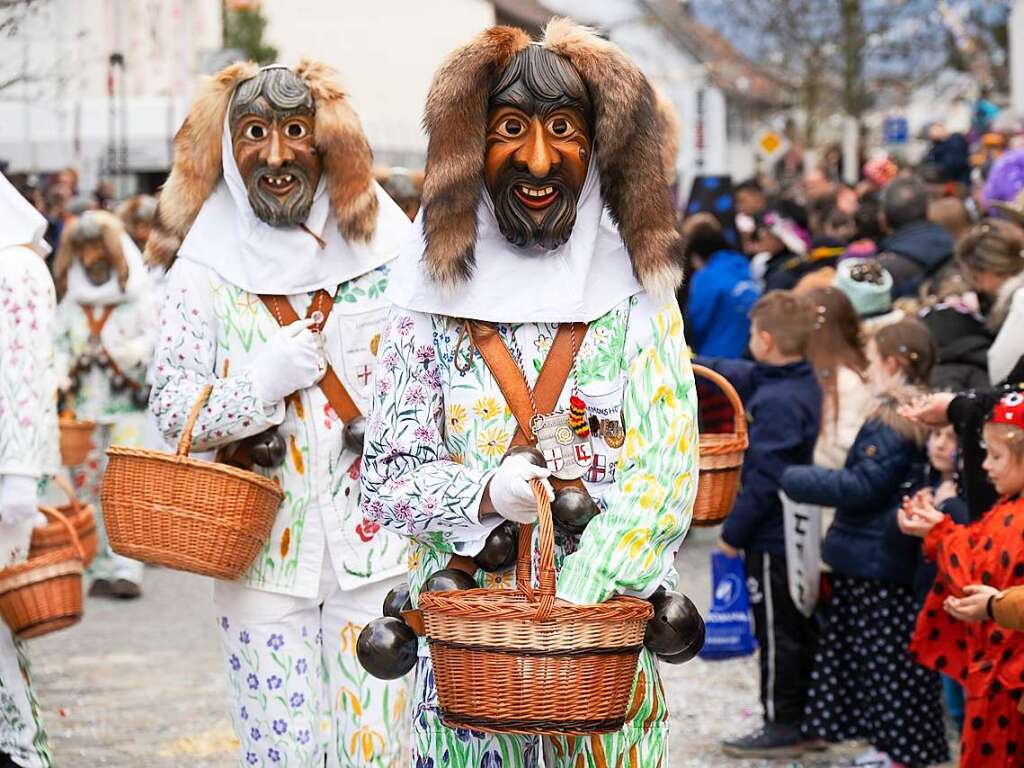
[100,384,284,580]
[59,411,95,466]
[30,475,98,567]
[692,364,749,527]
[0,507,84,639]
[418,480,652,736]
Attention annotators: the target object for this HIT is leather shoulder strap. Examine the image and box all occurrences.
[83,305,114,338]
[258,293,361,423]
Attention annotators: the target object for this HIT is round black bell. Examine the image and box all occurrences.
[96,350,111,370]
[422,568,476,594]
[659,617,705,665]
[342,416,366,455]
[473,521,518,572]
[130,385,151,410]
[503,445,547,468]
[356,617,417,680]
[77,354,94,372]
[110,374,128,393]
[382,582,411,621]
[250,429,287,468]
[551,487,598,534]
[643,589,705,660]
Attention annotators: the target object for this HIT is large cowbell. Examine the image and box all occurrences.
[531,410,594,481]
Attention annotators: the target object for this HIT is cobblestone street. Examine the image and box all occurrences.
[26,529,954,767]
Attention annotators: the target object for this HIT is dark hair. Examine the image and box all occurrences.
[750,290,816,357]
[874,318,937,385]
[956,218,1024,277]
[882,175,929,229]
[804,287,867,427]
[681,212,729,260]
[774,197,809,232]
[735,178,763,195]
[855,191,883,242]
[491,46,593,126]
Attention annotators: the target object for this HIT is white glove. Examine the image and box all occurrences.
[249,319,324,404]
[0,475,41,526]
[487,454,554,524]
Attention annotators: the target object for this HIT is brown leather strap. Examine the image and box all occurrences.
[258,292,362,423]
[83,305,114,338]
[468,321,589,492]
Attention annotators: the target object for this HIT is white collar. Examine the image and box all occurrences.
[65,231,149,306]
[0,171,49,256]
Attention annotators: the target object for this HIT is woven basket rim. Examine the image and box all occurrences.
[106,445,284,500]
[0,554,83,592]
[419,589,653,623]
[59,420,95,430]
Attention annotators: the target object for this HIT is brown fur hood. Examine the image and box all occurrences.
[146,59,376,269]
[869,384,932,447]
[420,18,682,300]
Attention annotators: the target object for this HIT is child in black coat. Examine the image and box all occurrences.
[699,290,823,759]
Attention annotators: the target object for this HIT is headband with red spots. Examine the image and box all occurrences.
[990,392,1024,427]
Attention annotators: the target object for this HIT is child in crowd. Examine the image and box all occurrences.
[902,392,1024,767]
[781,319,950,767]
[699,291,823,758]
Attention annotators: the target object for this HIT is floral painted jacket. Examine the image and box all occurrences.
[0,245,59,479]
[360,294,699,608]
[151,259,405,597]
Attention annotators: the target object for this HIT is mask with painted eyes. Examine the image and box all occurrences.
[230,68,322,227]
[484,46,593,251]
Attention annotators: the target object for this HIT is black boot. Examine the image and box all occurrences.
[721,722,807,759]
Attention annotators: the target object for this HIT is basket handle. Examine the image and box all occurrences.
[514,479,558,621]
[176,384,214,457]
[37,505,85,562]
[49,474,82,517]
[692,364,748,443]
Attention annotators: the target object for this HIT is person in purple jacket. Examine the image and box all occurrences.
[698,290,823,759]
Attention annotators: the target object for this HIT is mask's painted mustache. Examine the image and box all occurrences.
[246,163,316,227]
[84,258,112,286]
[492,170,577,251]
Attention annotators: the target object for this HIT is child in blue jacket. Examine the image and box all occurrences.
[699,290,822,759]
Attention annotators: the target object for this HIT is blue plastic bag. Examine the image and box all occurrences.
[698,551,757,660]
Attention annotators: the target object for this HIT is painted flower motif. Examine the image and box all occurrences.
[267,675,283,690]
[219,616,230,630]
[229,654,241,671]
[375,378,392,397]
[382,350,399,371]
[239,630,251,645]
[415,757,434,768]
[397,316,414,336]
[393,499,413,522]
[421,496,440,515]
[356,517,381,542]
[473,396,502,420]
[534,334,552,354]
[481,751,503,768]
[250,727,262,742]
[267,747,281,763]
[476,425,510,459]
[246,752,258,765]
[415,344,436,364]
[272,719,288,735]
[413,425,434,444]
[364,498,385,521]
[295,658,308,675]
[349,725,385,762]
[267,634,285,651]
[240,706,248,721]
[405,386,426,405]
[296,729,312,745]
[246,673,259,691]
[290,692,305,708]
[339,622,360,655]
[446,404,468,434]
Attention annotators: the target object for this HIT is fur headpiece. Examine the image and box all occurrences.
[420,19,682,298]
[146,59,377,269]
[53,210,129,299]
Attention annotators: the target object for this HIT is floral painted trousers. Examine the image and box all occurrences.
[214,558,411,767]
[0,519,52,768]
[410,648,668,768]
[69,414,147,585]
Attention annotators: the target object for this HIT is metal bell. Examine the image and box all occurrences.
[130,385,151,410]
[502,444,546,468]
[551,487,598,535]
[110,374,128,393]
[250,429,287,468]
[342,416,366,455]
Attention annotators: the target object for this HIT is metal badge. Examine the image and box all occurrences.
[600,418,625,449]
[532,410,594,481]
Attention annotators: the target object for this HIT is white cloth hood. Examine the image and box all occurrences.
[0,171,49,256]
[177,116,409,295]
[65,231,149,306]
[387,159,643,323]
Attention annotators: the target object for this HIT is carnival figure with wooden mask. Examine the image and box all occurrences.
[361,20,699,767]
[147,62,413,766]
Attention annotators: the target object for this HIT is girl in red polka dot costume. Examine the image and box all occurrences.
[900,391,1024,767]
